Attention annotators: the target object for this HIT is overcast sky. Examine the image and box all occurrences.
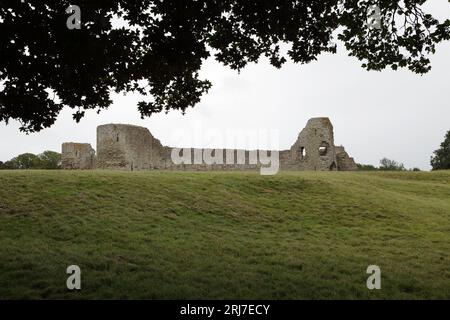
[1,1,449,170]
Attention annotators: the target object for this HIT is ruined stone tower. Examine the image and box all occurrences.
[61,143,95,169]
[288,117,337,171]
[61,117,357,172]
[96,124,167,171]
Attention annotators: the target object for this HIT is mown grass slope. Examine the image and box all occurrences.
[0,170,449,299]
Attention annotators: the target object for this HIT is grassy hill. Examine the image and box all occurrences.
[0,170,449,299]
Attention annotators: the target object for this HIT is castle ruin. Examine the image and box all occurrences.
[61,117,357,172]
[61,143,95,170]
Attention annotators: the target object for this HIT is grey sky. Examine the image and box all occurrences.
[1,1,449,170]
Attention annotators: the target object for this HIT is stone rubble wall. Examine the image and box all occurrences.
[334,146,358,171]
[61,143,95,169]
[161,148,276,171]
[288,117,337,171]
[96,124,165,170]
[62,118,357,172]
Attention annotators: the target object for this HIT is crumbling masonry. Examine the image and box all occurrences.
[61,117,357,171]
[61,143,95,170]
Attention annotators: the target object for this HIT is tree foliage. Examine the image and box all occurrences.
[431,130,450,170]
[0,160,16,169]
[12,153,41,169]
[1,0,449,132]
[0,151,61,169]
[38,151,62,169]
[379,157,405,171]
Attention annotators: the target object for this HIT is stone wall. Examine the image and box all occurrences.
[335,146,358,171]
[96,124,166,170]
[61,143,95,169]
[62,117,357,172]
[286,117,337,171]
[164,148,275,171]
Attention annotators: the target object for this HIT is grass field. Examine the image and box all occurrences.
[0,170,449,299]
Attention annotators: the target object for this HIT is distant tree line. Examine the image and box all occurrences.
[357,158,418,171]
[358,130,450,172]
[0,151,61,170]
